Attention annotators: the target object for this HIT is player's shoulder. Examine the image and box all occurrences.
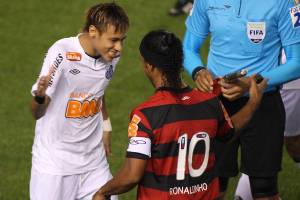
[49,36,79,53]
[189,88,220,103]
[132,97,159,115]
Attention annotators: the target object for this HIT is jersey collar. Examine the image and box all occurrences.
[156,86,192,93]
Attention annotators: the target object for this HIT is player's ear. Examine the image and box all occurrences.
[145,63,155,72]
[88,25,98,38]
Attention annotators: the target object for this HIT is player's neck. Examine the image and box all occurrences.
[153,77,185,89]
[79,33,99,58]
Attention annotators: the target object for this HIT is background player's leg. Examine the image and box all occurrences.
[281,89,300,168]
[234,173,253,200]
[285,135,300,168]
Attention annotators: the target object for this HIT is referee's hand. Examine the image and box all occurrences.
[194,69,214,92]
[218,77,249,101]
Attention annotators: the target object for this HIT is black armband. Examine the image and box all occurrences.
[192,66,206,80]
[34,95,45,104]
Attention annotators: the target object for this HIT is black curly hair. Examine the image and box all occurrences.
[139,30,183,88]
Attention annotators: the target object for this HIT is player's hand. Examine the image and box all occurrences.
[218,77,250,101]
[194,69,214,92]
[103,131,112,157]
[92,191,106,200]
[248,74,268,106]
[36,75,51,97]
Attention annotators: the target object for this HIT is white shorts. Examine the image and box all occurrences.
[30,166,118,200]
[281,89,300,137]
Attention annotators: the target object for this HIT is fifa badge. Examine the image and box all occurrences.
[247,22,266,44]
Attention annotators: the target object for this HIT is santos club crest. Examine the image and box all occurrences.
[247,22,266,44]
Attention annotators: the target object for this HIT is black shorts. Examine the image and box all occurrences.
[215,90,285,177]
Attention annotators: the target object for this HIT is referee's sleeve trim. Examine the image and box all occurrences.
[126,152,150,160]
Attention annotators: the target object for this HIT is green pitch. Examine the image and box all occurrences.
[0,0,299,199]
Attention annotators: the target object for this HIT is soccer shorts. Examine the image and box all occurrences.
[280,89,300,137]
[215,91,285,177]
[30,166,118,200]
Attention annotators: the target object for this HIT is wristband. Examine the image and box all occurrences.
[103,118,112,132]
[192,66,206,80]
[34,95,45,104]
[255,74,264,83]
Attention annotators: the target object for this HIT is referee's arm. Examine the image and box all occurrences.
[261,43,300,87]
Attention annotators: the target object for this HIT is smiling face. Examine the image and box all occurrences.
[89,24,127,62]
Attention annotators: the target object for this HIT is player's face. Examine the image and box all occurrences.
[91,25,127,62]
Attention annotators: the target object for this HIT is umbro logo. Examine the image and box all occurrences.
[69,69,80,75]
[181,96,191,101]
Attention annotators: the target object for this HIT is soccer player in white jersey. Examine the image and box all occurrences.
[29,3,129,200]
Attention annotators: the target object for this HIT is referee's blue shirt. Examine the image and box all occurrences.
[185,0,300,78]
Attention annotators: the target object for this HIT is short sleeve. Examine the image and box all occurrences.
[185,0,210,38]
[216,101,235,142]
[278,0,300,46]
[31,42,65,98]
[126,109,153,160]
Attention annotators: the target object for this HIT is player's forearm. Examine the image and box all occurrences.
[183,30,206,77]
[98,176,138,196]
[31,97,50,120]
[231,99,258,132]
[262,43,300,87]
[101,96,109,120]
[97,168,139,196]
[96,158,146,197]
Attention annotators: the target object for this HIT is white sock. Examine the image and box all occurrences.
[235,173,253,200]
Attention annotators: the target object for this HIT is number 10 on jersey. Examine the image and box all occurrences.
[176,132,210,180]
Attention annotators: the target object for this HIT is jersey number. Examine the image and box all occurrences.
[294,12,300,27]
[176,132,210,180]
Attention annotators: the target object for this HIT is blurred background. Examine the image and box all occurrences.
[0,0,299,199]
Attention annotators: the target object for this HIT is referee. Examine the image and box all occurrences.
[183,0,300,199]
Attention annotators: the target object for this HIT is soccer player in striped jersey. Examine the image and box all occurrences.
[93,30,267,200]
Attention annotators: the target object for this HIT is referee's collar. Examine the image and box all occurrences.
[156,86,192,93]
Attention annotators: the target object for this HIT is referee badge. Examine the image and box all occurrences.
[247,22,266,44]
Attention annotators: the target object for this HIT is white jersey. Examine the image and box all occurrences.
[281,50,300,90]
[31,35,119,175]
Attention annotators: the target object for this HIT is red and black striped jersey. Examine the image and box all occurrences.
[126,86,234,200]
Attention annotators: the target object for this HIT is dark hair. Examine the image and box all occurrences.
[139,30,183,88]
[83,2,129,33]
